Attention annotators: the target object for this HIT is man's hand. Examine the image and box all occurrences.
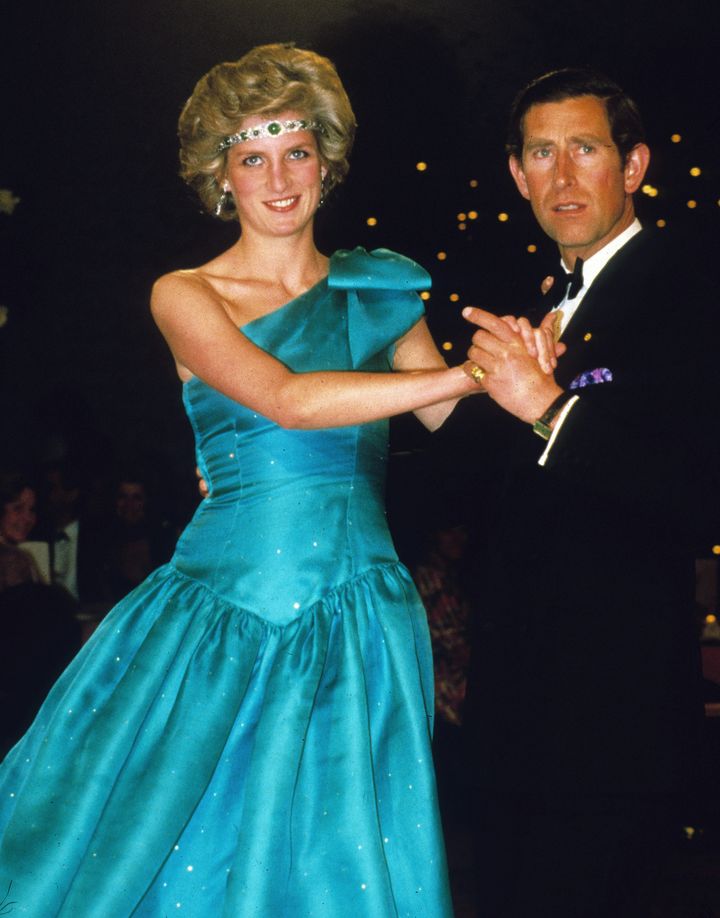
[499,311,566,372]
[463,307,564,423]
[196,466,209,499]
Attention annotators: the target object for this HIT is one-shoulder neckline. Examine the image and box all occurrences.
[239,274,329,331]
[182,273,330,389]
[181,247,424,389]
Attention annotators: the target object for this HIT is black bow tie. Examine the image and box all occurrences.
[557,257,584,300]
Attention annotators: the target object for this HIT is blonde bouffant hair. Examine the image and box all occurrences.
[178,43,357,221]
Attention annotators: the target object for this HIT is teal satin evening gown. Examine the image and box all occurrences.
[0,248,453,917]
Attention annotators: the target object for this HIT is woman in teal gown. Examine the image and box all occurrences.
[0,44,483,916]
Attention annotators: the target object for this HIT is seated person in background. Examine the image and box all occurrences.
[0,471,42,589]
[413,506,473,827]
[39,460,110,617]
[103,472,176,601]
[0,470,81,755]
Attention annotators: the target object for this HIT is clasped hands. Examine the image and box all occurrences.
[462,308,565,424]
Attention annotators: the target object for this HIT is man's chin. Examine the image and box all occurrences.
[543,224,595,249]
[534,215,586,247]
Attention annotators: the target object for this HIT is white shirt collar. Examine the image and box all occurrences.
[554,218,642,332]
[62,518,80,541]
[560,218,642,290]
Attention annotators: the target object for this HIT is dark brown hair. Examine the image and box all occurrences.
[506,68,646,164]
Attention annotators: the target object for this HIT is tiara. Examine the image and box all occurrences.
[217,118,324,153]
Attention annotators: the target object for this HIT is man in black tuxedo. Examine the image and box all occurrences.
[43,461,110,616]
[461,69,718,917]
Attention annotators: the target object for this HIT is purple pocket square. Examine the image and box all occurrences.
[569,367,613,390]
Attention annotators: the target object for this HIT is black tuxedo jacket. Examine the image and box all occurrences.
[45,518,110,606]
[463,227,719,794]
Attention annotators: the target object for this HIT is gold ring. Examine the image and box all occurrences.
[470,364,487,384]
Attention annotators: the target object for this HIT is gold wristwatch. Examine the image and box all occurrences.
[532,391,574,440]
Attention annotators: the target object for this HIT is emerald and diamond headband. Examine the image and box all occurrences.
[217,118,325,153]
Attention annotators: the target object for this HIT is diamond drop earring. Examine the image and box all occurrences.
[215,182,230,217]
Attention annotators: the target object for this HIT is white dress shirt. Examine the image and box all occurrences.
[53,518,80,599]
[552,219,642,335]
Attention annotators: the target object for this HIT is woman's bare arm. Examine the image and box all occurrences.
[392,318,473,431]
[151,273,478,430]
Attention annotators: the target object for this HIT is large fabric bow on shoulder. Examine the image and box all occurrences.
[329,248,430,368]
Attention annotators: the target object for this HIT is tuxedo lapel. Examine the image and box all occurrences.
[553,230,648,389]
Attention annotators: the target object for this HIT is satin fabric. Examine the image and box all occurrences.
[0,248,453,917]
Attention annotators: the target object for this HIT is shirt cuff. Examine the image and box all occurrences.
[538,395,580,466]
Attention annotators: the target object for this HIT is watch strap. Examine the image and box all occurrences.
[533,390,574,440]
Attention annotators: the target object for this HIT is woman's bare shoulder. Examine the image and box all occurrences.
[153,265,217,293]
[151,267,224,321]
[150,268,239,383]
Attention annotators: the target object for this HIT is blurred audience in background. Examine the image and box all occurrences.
[39,460,108,613]
[0,454,183,754]
[0,469,81,755]
[103,471,176,602]
[0,471,42,589]
[413,506,474,828]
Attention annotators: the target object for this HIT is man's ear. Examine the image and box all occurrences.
[624,143,650,194]
[508,155,530,200]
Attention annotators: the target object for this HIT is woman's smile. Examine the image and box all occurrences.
[264,194,301,212]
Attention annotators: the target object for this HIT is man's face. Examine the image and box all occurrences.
[509,95,649,262]
[45,470,80,519]
[116,482,146,525]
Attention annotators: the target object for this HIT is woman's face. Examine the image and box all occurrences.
[223,110,326,239]
[1,486,37,545]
